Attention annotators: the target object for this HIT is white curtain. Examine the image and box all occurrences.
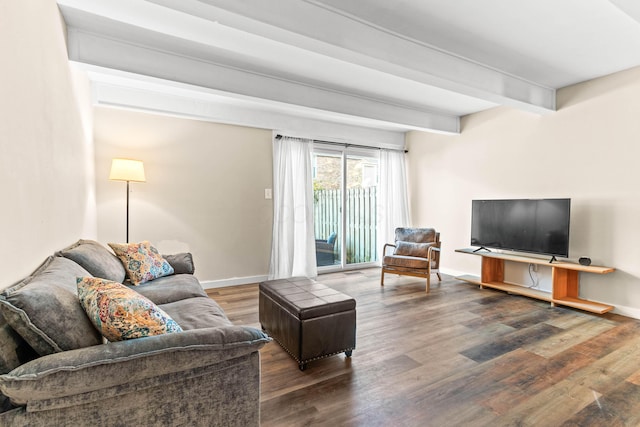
[268,135,317,279]
[378,149,410,251]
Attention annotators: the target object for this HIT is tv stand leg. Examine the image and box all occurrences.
[473,246,491,253]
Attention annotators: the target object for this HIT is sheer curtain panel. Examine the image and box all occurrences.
[268,135,317,279]
[378,149,411,252]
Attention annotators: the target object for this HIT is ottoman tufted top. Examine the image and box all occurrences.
[259,277,355,320]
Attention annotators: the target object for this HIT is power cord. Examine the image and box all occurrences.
[528,263,539,289]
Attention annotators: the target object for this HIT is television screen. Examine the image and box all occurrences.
[471,198,571,258]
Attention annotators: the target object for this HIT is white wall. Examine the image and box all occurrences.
[93,107,273,286]
[0,0,95,285]
[406,66,640,318]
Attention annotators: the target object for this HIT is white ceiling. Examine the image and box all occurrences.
[57,0,640,137]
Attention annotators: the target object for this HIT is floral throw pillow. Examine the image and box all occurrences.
[108,241,174,285]
[77,277,182,342]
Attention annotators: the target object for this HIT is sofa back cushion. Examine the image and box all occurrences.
[162,253,195,275]
[0,256,102,356]
[58,239,126,283]
[130,273,207,305]
[0,318,38,374]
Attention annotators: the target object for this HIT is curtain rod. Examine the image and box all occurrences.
[275,134,408,153]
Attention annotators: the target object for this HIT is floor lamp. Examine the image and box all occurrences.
[109,158,146,243]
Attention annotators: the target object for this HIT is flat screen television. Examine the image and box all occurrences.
[471,198,571,260]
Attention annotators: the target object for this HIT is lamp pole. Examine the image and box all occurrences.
[126,180,130,243]
[109,158,146,244]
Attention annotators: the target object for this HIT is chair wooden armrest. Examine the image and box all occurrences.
[427,245,439,258]
[382,243,396,256]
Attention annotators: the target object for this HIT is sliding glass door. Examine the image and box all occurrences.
[344,149,378,266]
[312,145,379,270]
[313,149,342,268]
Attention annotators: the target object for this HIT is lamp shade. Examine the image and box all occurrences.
[109,158,146,182]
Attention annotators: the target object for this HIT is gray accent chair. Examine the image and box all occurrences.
[0,240,270,426]
[381,227,442,292]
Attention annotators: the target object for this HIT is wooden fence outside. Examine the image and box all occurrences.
[314,187,378,264]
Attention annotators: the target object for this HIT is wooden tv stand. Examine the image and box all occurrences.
[455,248,615,314]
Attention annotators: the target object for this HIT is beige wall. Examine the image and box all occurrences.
[406,66,640,318]
[0,0,95,285]
[93,108,273,285]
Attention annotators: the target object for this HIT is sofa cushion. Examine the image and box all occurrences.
[129,273,207,305]
[57,239,126,283]
[394,241,436,259]
[0,257,102,355]
[77,277,183,342]
[159,297,232,330]
[163,253,195,275]
[108,241,174,285]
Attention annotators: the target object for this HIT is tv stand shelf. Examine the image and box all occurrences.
[455,248,615,314]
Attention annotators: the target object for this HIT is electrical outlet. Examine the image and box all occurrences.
[265,188,273,199]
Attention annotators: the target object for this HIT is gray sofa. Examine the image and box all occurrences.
[0,240,270,426]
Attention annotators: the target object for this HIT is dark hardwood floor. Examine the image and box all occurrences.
[207,269,640,426]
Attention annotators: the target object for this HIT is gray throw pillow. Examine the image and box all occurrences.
[163,253,195,275]
[0,257,103,356]
[58,239,126,283]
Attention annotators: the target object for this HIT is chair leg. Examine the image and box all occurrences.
[380,269,385,286]
[437,272,442,281]
[425,275,431,293]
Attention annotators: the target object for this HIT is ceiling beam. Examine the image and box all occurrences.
[88,71,407,148]
[64,25,460,133]
[57,0,555,134]
[609,0,640,24]
[146,0,556,113]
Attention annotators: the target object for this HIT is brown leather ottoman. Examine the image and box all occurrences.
[259,277,356,370]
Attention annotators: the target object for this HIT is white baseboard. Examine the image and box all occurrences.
[441,267,470,278]
[610,304,640,320]
[200,275,268,290]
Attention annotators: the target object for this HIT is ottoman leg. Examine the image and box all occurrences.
[345,350,353,357]
[299,362,307,371]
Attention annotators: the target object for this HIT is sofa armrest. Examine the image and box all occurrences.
[0,325,269,405]
[162,252,195,275]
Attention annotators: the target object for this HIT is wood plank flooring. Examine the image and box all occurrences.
[207,269,640,426]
